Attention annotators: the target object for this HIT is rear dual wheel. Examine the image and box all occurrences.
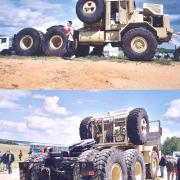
[124,149,146,180]
[43,27,68,56]
[94,149,127,180]
[13,28,44,56]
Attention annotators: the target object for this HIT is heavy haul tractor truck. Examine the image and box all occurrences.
[19,108,162,180]
[13,0,173,60]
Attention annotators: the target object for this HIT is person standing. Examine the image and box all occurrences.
[177,157,180,180]
[64,21,76,60]
[166,157,177,180]
[2,151,8,171]
[159,155,167,178]
[6,150,15,174]
[19,150,23,161]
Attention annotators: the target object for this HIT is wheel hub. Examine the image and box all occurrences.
[49,35,63,50]
[20,35,33,50]
[152,157,157,173]
[131,36,148,54]
[135,161,143,180]
[111,163,123,180]
[141,118,147,136]
[83,1,96,14]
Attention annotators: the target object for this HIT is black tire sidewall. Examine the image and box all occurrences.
[76,0,105,24]
[14,28,41,56]
[43,29,67,56]
[95,149,127,180]
[79,116,92,140]
[127,108,149,145]
[122,28,157,60]
[125,150,145,180]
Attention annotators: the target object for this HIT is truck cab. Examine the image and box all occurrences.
[77,0,173,60]
[0,36,12,52]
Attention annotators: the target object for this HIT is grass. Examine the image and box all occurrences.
[0,55,177,65]
[0,143,29,169]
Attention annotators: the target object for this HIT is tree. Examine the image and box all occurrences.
[162,137,180,155]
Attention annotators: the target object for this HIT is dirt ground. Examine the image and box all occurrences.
[0,56,180,90]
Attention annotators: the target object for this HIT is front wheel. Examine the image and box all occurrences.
[122,28,157,61]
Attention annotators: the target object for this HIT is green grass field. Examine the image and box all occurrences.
[0,143,29,169]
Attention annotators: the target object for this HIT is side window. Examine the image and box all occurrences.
[111,2,119,21]
[0,38,7,43]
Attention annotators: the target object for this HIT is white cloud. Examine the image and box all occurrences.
[162,127,180,142]
[0,0,66,35]
[0,115,82,145]
[0,90,30,109]
[0,100,18,109]
[34,95,68,115]
[26,116,55,130]
[0,120,27,133]
[164,99,180,120]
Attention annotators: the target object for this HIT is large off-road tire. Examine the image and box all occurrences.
[76,0,105,24]
[43,27,67,57]
[127,108,149,145]
[79,116,92,140]
[124,149,145,180]
[75,44,90,57]
[90,46,104,56]
[122,28,157,60]
[73,149,99,180]
[13,28,44,56]
[146,151,159,179]
[94,148,127,180]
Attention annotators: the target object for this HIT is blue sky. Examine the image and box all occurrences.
[0,90,180,145]
[0,0,179,48]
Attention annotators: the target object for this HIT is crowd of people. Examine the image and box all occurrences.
[0,150,23,174]
[0,150,15,174]
[159,155,180,180]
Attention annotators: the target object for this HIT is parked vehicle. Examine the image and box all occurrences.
[19,108,162,180]
[13,0,173,60]
[0,36,13,55]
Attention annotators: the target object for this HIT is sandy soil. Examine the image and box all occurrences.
[0,168,19,180]
[0,56,180,89]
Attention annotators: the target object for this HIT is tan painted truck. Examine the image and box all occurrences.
[19,108,162,180]
[13,0,173,60]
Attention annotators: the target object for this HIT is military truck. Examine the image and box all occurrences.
[19,108,162,180]
[13,0,172,60]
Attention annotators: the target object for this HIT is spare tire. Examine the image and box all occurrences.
[127,108,149,145]
[43,27,67,57]
[79,116,92,140]
[13,28,43,56]
[76,0,105,24]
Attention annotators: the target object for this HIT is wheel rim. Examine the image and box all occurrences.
[83,1,97,14]
[131,36,148,54]
[135,161,143,180]
[152,157,158,174]
[141,118,147,136]
[20,35,33,50]
[111,163,123,180]
[49,35,63,50]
